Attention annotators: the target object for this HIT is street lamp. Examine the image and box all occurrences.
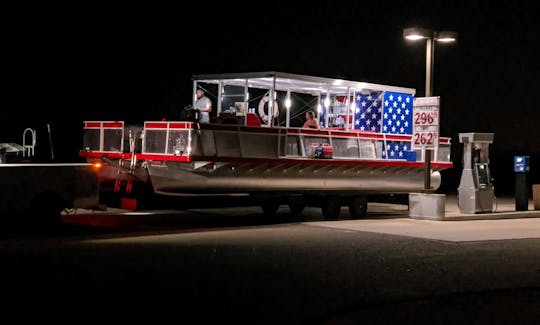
[403,27,457,96]
[403,27,457,190]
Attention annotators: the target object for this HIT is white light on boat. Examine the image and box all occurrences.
[285,91,292,109]
[317,103,322,113]
[246,92,249,100]
[324,96,331,108]
[350,101,356,111]
[285,98,291,108]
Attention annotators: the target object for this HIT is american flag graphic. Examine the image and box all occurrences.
[354,91,383,132]
[381,92,413,135]
[354,91,414,160]
[382,141,412,160]
[354,91,413,135]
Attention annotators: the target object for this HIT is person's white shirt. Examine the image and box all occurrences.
[195,90,212,123]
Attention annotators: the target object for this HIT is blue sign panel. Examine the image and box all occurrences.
[514,156,530,173]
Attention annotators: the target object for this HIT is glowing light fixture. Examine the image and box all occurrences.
[403,27,457,44]
[436,31,457,43]
[285,98,291,108]
[324,96,331,108]
[285,91,291,109]
[403,27,458,97]
[403,27,430,40]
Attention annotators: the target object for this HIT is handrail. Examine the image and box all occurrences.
[22,128,36,158]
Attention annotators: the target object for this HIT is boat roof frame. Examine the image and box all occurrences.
[192,71,416,96]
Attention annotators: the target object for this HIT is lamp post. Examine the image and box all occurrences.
[403,27,457,190]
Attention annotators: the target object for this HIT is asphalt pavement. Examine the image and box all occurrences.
[1,196,540,323]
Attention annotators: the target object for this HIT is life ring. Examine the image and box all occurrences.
[258,96,279,122]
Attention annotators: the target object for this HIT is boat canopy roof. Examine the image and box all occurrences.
[192,71,415,96]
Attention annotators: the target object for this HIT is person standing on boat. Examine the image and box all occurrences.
[195,88,212,123]
[303,110,320,129]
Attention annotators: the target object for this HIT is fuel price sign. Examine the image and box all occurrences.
[412,96,440,149]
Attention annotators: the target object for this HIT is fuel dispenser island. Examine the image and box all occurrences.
[458,133,495,213]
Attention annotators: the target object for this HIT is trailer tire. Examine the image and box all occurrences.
[322,197,341,220]
[349,196,368,219]
[261,201,280,217]
[288,197,305,216]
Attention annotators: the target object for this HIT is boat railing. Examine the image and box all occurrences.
[82,121,451,163]
[82,121,124,153]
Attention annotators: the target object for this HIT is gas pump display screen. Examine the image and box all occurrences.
[476,163,490,187]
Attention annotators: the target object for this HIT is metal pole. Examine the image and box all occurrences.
[47,123,54,161]
[192,81,197,109]
[217,81,223,115]
[324,94,329,129]
[324,87,330,129]
[317,94,322,127]
[286,90,291,128]
[424,37,434,190]
[351,90,356,130]
[425,37,433,97]
[268,78,276,127]
[345,87,351,131]
[244,79,249,126]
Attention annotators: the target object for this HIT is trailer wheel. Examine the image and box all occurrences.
[349,196,368,219]
[322,197,341,220]
[288,197,305,216]
[261,201,280,217]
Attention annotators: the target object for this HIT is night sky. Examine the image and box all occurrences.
[4,1,540,193]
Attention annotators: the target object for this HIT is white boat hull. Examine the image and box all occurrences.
[147,160,441,195]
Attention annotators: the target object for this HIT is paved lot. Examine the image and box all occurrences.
[309,217,540,242]
[2,196,540,323]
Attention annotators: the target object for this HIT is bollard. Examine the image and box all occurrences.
[533,184,540,210]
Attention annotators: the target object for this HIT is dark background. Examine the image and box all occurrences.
[3,1,540,194]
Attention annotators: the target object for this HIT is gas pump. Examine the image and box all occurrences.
[458,133,495,213]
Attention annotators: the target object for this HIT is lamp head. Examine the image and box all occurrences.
[403,27,431,41]
[436,30,457,43]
